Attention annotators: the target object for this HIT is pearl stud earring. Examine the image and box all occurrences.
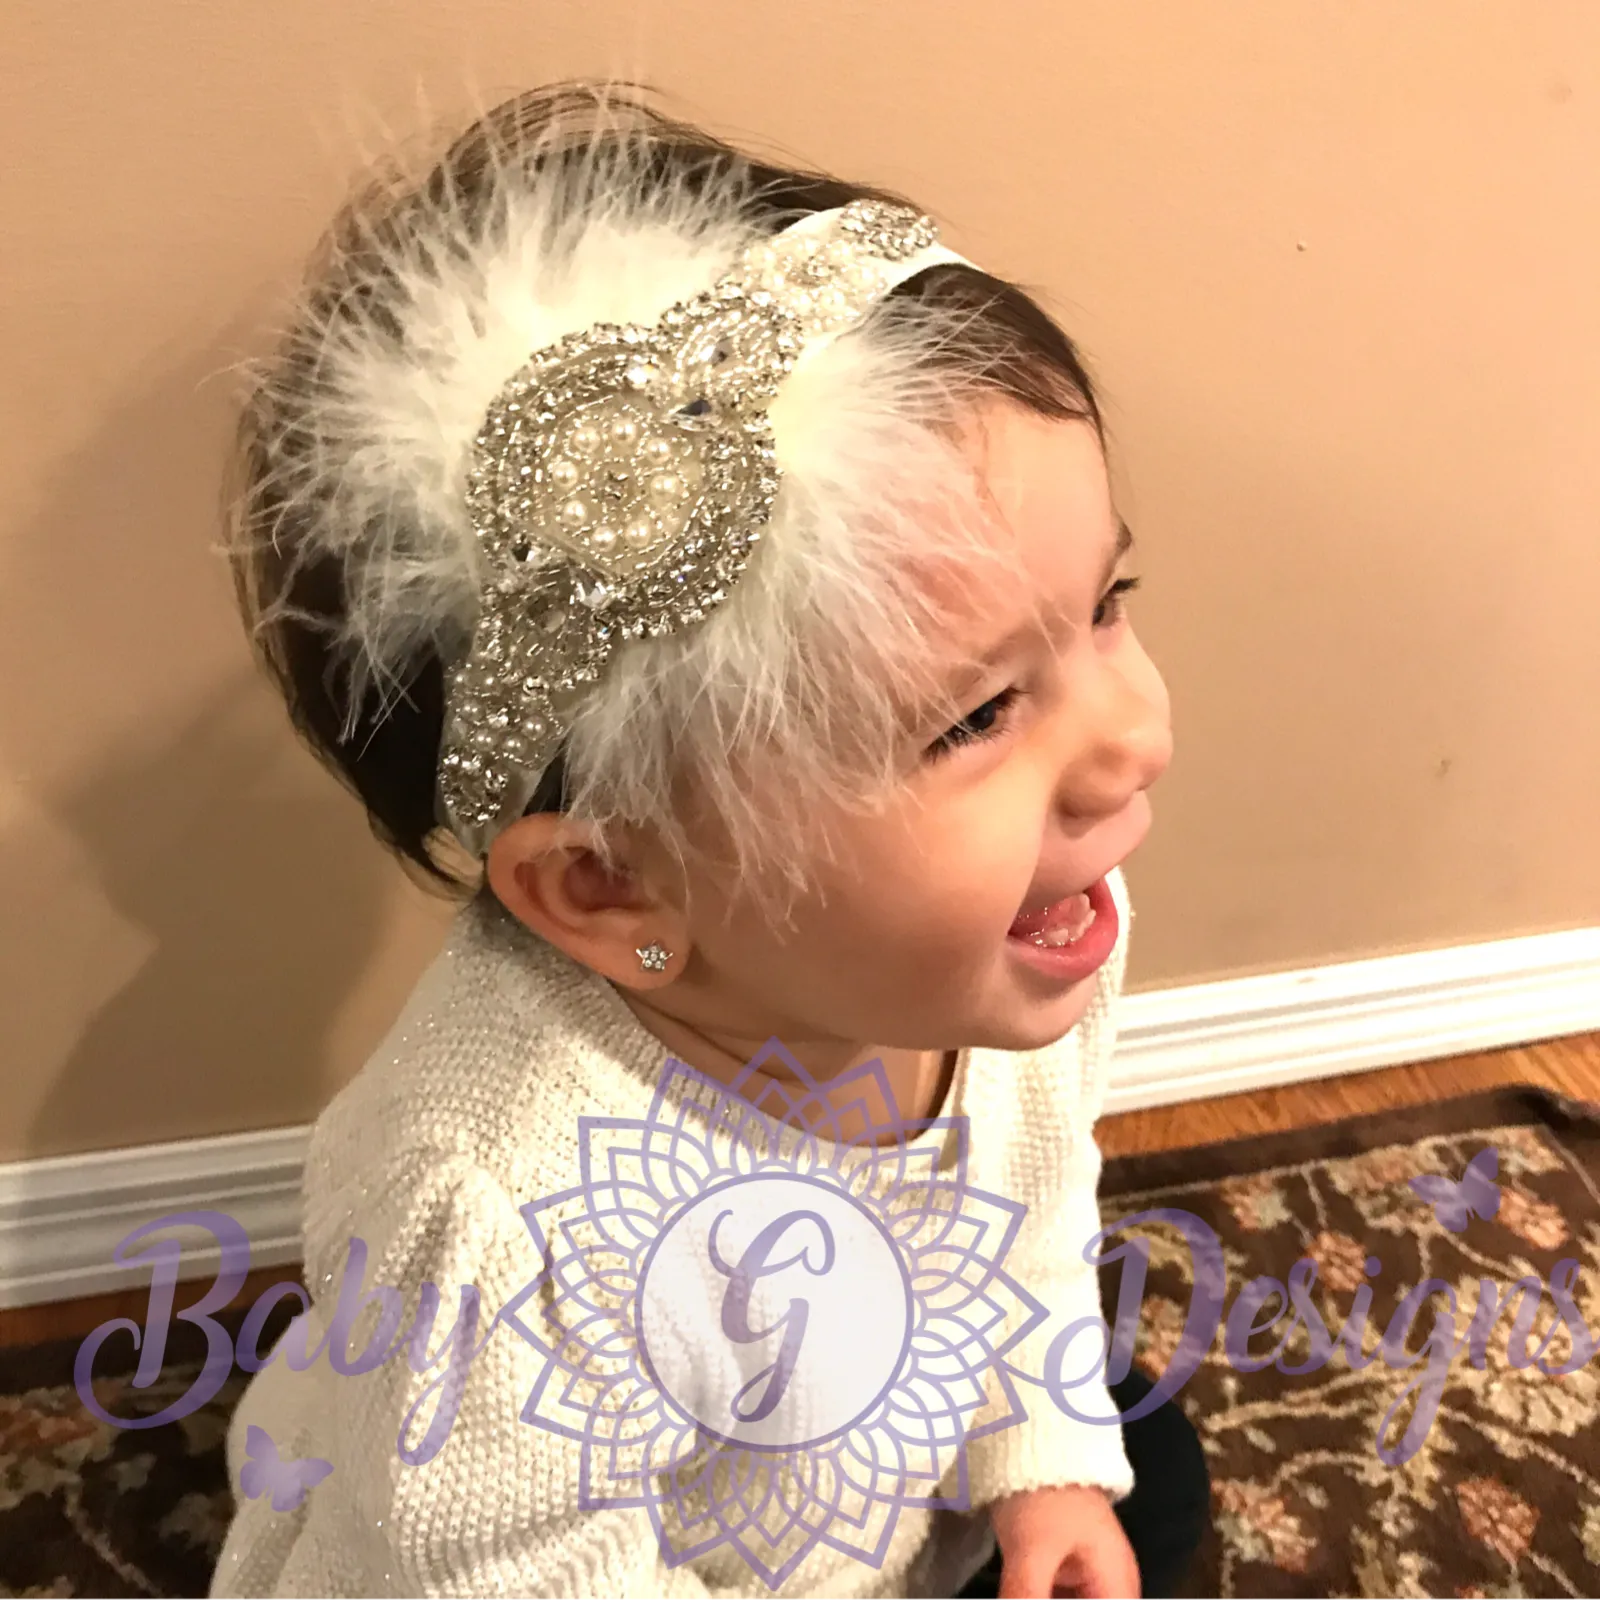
[636,942,672,973]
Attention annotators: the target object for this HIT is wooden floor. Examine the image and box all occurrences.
[1095,1027,1600,1158]
[4,1030,1596,1351]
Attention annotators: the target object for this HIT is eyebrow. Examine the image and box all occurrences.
[1103,517,1136,592]
[959,518,1138,675]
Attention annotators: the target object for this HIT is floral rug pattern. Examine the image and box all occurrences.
[1096,1084,1600,1598]
[1,1083,1596,1597]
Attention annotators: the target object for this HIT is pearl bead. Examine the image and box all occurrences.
[590,525,618,550]
[559,498,589,527]
[567,423,603,456]
[624,518,656,547]
[641,435,675,467]
[548,458,580,489]
[518,716,548,740]
[647,472,685,506]
[609,416,640,447]
[499,735,527,762]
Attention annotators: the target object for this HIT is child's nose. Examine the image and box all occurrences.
[1054,667,1173,814]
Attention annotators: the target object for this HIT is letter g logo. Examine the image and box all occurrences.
[709,1207,835,1423]
[638,1175,909,1448]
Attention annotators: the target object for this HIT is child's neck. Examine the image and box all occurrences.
[610,987,958,1145]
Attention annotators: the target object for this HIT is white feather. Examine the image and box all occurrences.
[232,88,1056,926]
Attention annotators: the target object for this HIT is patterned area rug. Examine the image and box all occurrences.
[0,1083,1595,1597]
[0,1299,298,1598]
[1098,1083,1600,1599]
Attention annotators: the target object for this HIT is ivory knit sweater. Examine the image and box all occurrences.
[210,867,1137,1599]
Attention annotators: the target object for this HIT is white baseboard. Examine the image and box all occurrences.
[0,1126,308,1312]
[1104,923,1600,1114]
[3,925,1596,1311]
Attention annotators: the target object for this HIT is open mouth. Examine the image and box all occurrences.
[1005,873,1118,964]
[1007,889,1097,947]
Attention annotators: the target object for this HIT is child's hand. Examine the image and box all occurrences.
[991,1484,1141,1598]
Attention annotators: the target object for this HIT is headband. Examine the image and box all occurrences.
[437,200,972,856]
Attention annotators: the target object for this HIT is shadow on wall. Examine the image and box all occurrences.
[0,341,431,1161]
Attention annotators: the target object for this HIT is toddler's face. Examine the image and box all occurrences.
[666,400,1173,1056]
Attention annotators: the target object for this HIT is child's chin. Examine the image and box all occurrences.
[973,984,1099,1053]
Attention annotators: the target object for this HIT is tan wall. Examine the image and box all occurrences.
[3,1,1596,1163]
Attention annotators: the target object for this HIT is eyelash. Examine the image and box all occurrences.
[924,577,1143,762]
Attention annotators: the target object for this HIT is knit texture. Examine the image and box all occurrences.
[210,868,1137,1598]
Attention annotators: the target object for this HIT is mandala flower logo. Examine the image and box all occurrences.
[498,1041,1044,1588]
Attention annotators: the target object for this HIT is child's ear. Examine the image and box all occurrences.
[484,813,689,987]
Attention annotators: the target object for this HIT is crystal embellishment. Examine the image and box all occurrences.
[635,942,671,973]
[438,201,946,851]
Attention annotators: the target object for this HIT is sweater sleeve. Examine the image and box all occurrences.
[961,1125,1136,1510]
[255,1155,717,1599]
[961,871,1137,1510]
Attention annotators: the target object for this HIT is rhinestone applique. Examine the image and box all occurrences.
[439,200,945,851]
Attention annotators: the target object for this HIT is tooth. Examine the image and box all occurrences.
[1032,908,1096,947]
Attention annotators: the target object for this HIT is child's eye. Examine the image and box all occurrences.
[922,578,1143,763]
[925,686,1028,761]
[1096,576,1141,630]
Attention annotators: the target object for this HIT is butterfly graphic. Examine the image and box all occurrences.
[238,1425,333,1512]
[1408,1146,1501,1232]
